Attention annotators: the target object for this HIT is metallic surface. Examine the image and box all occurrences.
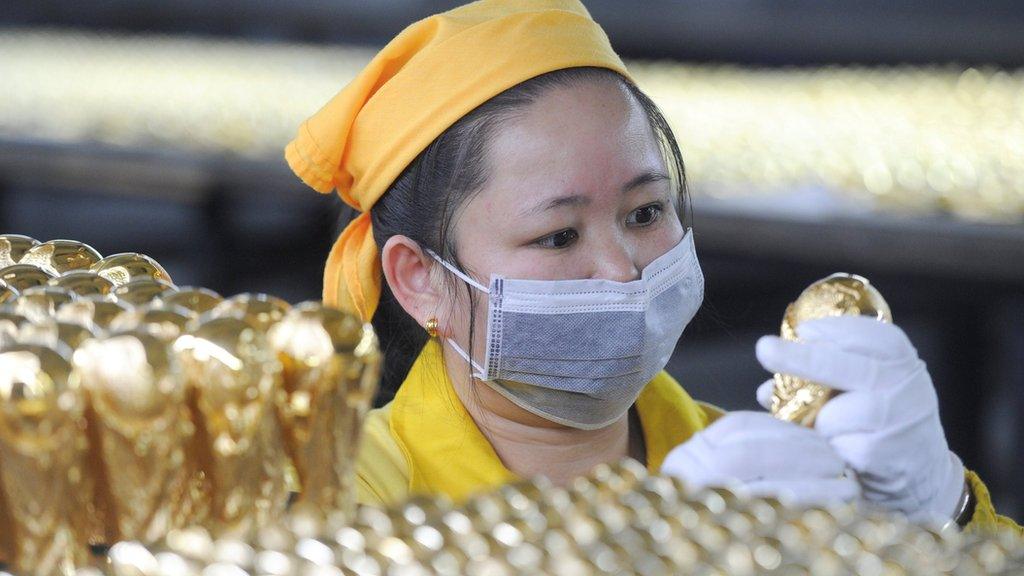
[90,253,172,288]
[19,240,102,276]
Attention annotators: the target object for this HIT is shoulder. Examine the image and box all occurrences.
[356,403,410,507]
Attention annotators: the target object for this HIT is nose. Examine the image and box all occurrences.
[591,240,640,282]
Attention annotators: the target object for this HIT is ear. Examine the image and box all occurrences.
[380,235,442,330]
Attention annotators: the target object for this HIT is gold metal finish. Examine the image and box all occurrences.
[90,253,172,287]
[770,273,892,426]
[266,302,381,520]
[109,303,193,341]
[210,293,291,331]
[0,234,38,269]
[425,317,439,338]
[49,271,115,299]
[74,331,199,543]
[0,279,20,304]
[20,240,103,276]
[56,297,132,334]
[12,286,77,325]
[163,287,224,316]
[111,278,178,307]
[0,264,55,292]
[173,316,290,537]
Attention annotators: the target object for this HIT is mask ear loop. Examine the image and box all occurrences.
[422,247,491,380]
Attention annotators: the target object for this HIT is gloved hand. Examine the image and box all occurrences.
[660,411,860,507]
[755,315,965,524]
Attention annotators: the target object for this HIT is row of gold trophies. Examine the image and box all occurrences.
[0,234,380,575]
[1,234,1022,575]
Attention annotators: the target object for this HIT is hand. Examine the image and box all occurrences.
[660,411,860,507]
[756,316,965,523]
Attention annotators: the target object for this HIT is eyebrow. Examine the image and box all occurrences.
[519,170,671,217]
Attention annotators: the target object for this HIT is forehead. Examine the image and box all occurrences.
[480,79,664,203]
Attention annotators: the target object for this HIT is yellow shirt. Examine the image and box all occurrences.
[356,339,1021,536]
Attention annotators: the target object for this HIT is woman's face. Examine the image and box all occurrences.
[444,78,684,355]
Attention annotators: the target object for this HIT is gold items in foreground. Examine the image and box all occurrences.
[770,273,892,426]
[0,233,381,573]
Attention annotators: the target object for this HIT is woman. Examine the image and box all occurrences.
[285,0,1019,532]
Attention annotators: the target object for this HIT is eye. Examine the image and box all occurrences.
[627,202,664,227]
[536,228,579,249]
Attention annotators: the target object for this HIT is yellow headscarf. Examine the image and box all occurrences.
[285,0,630,321]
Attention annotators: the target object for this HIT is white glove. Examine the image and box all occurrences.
[660,411,860,507]
[755,316,965,524]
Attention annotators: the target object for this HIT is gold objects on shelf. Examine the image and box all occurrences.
[74,331,199,544]
[90,253,172,288]
[0,264,54,292]
[108,303,194,342]
[770,273,893,426]
[110,279,178,307]
[211,293,291,331]
[173,316,291,537]
[56,298,132,334]
[0,235,38,270]
[19,240,102,276]
[49,271,115,299]
[0,344,94,573]
[163,287,223,316]
[266,302,381,520]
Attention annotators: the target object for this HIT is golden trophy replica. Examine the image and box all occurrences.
[11,286,77,325]
[56,297,132,334]
[19,240,103,276]
[111,279,178,307]
[90,253,172,287]
[163,287,223,315]
[0,264,54,292]
[211,293,291,331]
[770,273,892,426]
[108,304,194,342]
[0,344,96,573]
[173,316,291,537]
[0,279,21,304]
[266,302,381,520]
[49,271,115,299]
[0,235,38,269]
[73,331,200,544]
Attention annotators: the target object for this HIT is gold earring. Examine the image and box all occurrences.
[425,317,439,338]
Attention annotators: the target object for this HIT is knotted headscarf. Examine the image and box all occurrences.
[285,0,630,321]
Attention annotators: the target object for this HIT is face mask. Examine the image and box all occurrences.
[426,228,704,430]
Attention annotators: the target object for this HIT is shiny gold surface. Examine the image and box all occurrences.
[0,279,20,305]
[110,278,178,307]
[109,303,193,341]
[49,271,115,299]
[55,297,132,334]
[12,286,77,325]
[0,264,55,292]
[770,273,892,426]
[211,293,291,331]
[266,302,381,519]
[173,316,290,536]
[19,240,103,276]
[0,235,38,270]
[90,253,172,288]
[73,331,199,543]
[163,287,224,316]
[0,344,93,573]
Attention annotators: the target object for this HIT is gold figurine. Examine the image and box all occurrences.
[265,302,382,519]
[0,263,55,292]
[90,253,172,288]
[163,287,224,316]
[173,316,290,536]
[20,240,103,276]
[74,331,199,543]
[770,273,892,426]
[56,297,133,334]
[108,303,193,341]
[0,278,20,304]
[0,343,95,573]
[12,286,77,325]
[210,293,291,331]
[0,234,38,269]
[49,271,116,299]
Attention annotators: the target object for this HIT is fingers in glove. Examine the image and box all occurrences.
[745,477,861,507]
[795,316,916,360]
[756,378,774,411]
[756,336,890,392]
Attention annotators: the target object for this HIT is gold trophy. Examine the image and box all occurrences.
[163,287,224,316]
[173,316,290,536]
[0,343,96,573]
[108,303,194,342]
[73,331,200,543]
[11,286,77,325]
[90,253,172,288]
[0,234,38,269]
[50,271,115,299]
[19,240,103,276]
[266,302,381,520]
[56,297,133,334]
[0,263,55,291]
[770,273,892,426]
[0,278,20,304]
[111,279,178,307]
[210,293,291,330]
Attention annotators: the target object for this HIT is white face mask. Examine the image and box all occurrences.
[426,228,704,430]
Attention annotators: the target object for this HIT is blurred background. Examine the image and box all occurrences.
[1,1,1022,517]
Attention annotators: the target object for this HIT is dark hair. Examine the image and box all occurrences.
[368,66,689,406]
